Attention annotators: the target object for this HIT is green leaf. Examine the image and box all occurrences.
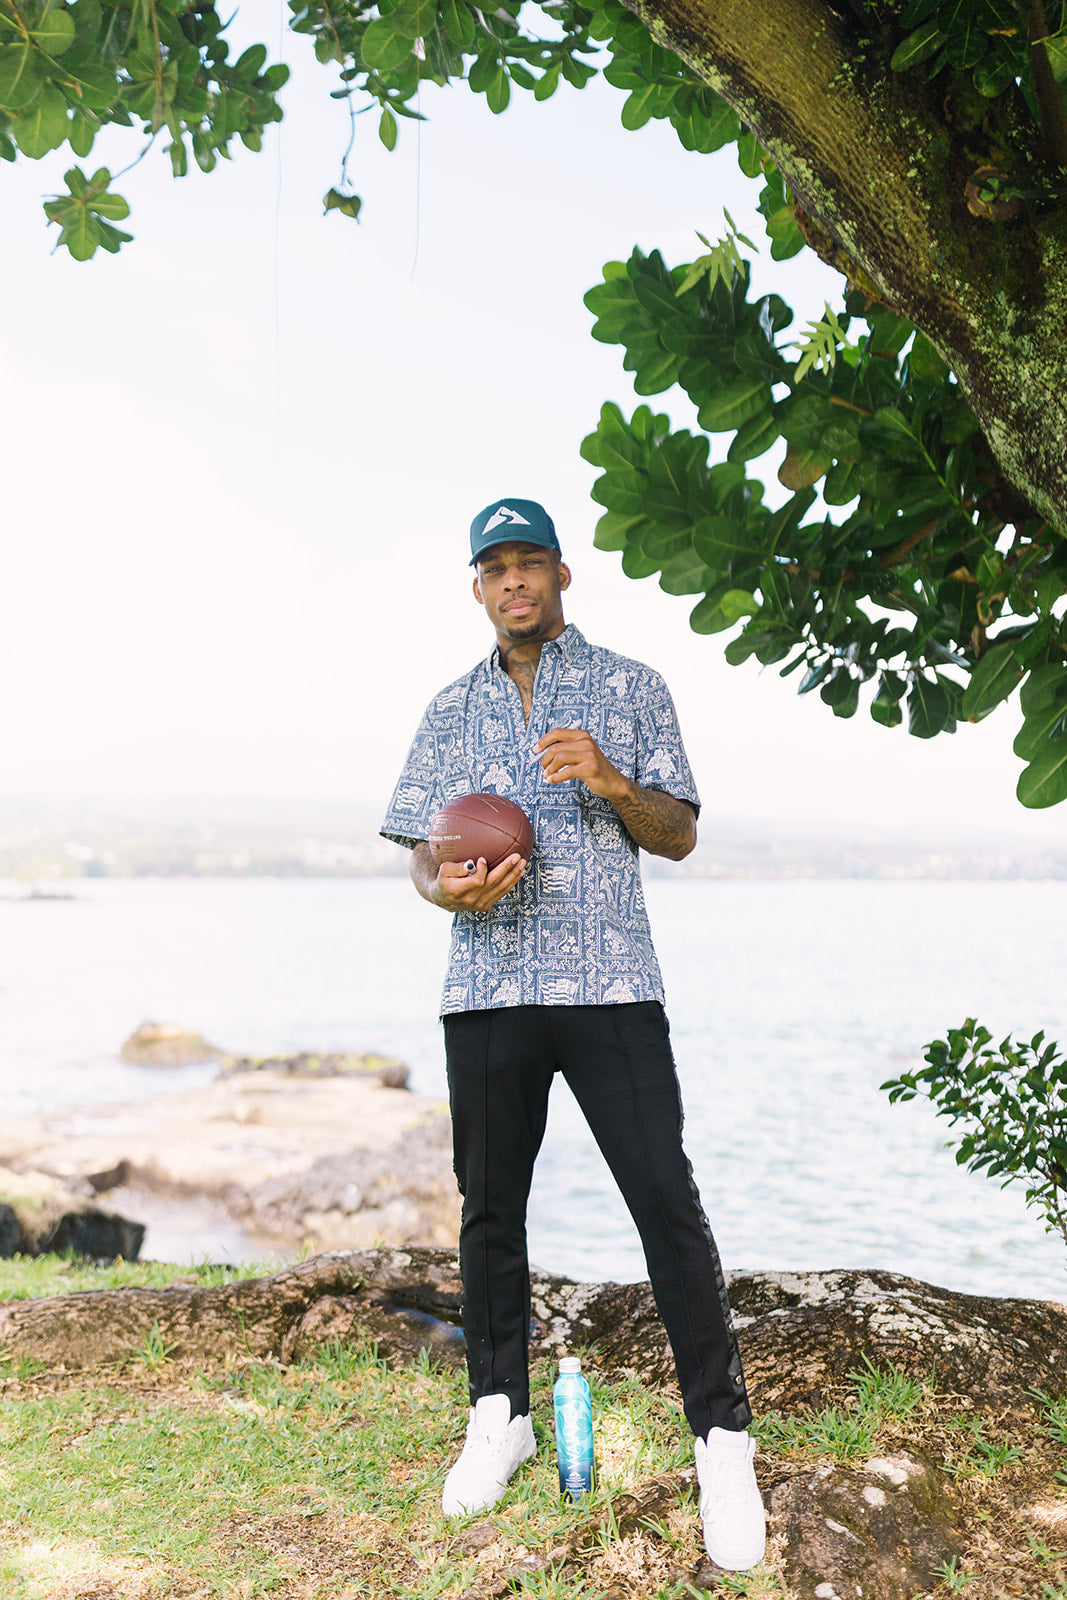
[87,184,128,220]
[13,87,68,157]
[621,85,661,130]
[1018,735,1067,808]
[323,187,362,220]
[592,510,642,552]
[870,406,918,446]
[55,205,100,259]
[798,658,834,695]
[362,18,414,72]
[234,44,268,78]
[973,54,1016,96]
[960,642,1023,720]
[864,310,912,359]
[822,458,863,506]
[1014,668,1067,761]
[468,50,496,93]
[1044,30,1067,84]
[764,487,816,552]
[630,345,684,395]
[1020,661,1067,717]
[890,19,944,71]
[727,408,779,463]
[720,588,758,621]
[378,106,397,150]
[900,0,939,24]
[759,561,791,618]
[658,549,715,595]
[697,377,771,433]
[485,63,510,112]
[621,543,662,580]
[692,515,762,571]
[30,6,75,56]
[533,62,560,100]
[167,135,187,177]
[907,333,949,381]
[781,391,861,458]
[68,110,97,158]
[736,126,762,177]
[725,625,792,667]
[908,674,953,738]
[822,670,860,717]
[789,303,852,380]
[441,0,477,50]
[95,216,132,254]
[757,165,804,260]
[871,672,905,728]
[0,43,42,108]
[689,586,742,635]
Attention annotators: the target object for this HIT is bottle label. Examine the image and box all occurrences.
[554,1376,593,1500]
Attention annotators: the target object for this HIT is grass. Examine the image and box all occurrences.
[943,1416,1025,1478]
[1,1315,756,1600]
[0,1251,274,1302]
[754,1357,934,1465]
[1,1263,1066,1599]
[0,1336,469,1596]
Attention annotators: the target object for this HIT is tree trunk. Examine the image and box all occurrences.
[624,0,1067,532]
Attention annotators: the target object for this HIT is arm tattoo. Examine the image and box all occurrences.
[610,784,697,862]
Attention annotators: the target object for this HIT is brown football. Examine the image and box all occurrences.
[428,793,535,872]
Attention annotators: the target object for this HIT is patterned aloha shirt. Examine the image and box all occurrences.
[380,624,700,1014]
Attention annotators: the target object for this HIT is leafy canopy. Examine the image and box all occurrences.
[4,0,1067,803]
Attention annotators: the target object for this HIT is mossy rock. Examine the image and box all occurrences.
[216,1052,408,1088]
[120,1022,224,1066]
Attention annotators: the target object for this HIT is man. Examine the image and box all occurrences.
[380,498,766,1572]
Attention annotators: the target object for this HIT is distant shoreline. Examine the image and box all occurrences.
[2,794,1067,883]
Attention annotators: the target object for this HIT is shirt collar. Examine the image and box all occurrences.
[488,622,586,677]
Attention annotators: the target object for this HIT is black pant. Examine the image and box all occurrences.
[443,1001,752,1438]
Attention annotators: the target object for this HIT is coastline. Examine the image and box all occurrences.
[0,1060,460,1266]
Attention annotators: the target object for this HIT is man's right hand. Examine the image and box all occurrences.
[411,841,526,913]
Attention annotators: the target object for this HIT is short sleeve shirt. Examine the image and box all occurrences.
[380,624,700,1014]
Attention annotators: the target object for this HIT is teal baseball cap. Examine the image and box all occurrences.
[469,499,560,566]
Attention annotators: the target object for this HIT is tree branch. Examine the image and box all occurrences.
[1029,0,1067,172]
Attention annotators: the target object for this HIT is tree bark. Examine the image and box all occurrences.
[622,0,1067,533]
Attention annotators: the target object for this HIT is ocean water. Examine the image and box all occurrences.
[1,875,1065,1302]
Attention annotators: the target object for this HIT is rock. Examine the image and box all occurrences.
[727,1267,1067,1418]
[217,1051,409,1088]
[771,1452,959,1600]
[0,1071,458,1255]
[0,1165,145,1261]
[42,1208,146,1262]
[0,1203,19,1256]
[239,1116,458,1250]
[120,1021,223,1066]
[85,1159,134,1195]
[7,1246,1061,1408]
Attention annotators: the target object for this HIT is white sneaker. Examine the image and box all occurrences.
[441,1394,537,1515]
[694,1426,767,1571]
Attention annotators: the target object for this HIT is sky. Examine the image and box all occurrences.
[1,6,1064,843]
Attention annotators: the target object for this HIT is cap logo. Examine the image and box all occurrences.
[481,504,531,537]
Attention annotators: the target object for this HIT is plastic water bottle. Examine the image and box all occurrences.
[553,1356,594,1500]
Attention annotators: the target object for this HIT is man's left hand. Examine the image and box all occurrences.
[534,726,626,801]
